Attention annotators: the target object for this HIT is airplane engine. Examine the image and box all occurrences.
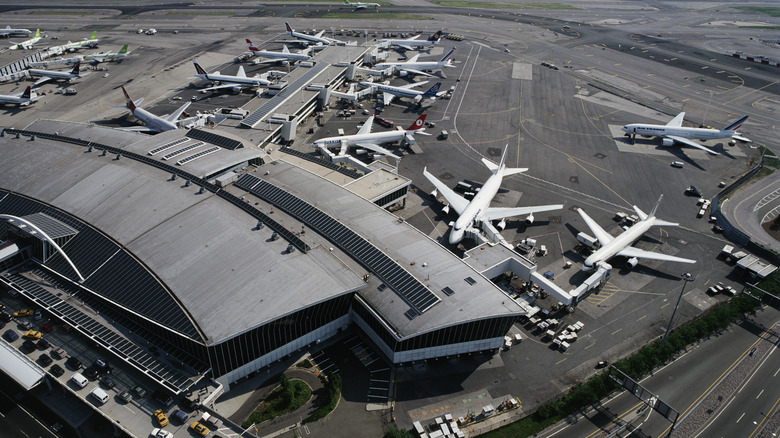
[497,219,506,230]
[625,257,639,269]
[431,189,438,198]
[442,204,450,214]
[729,139,736,145]
[281,60,290,66]
[399,70,409,77]
[413,94,423,103]
[662,138,675,147]
[525,213,535,225]
[231,86,242,94]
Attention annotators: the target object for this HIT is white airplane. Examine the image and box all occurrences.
[28,62,88,87]
[373,48,456,77]
[359,80,443,105]
[621,112,750,155]
[343,0,380,9]
[0,26,32,38]
[245,40,311,64]
[281,22,342,47]
[115,86,191,133]
[83,44,129,64]
[59,31,99,52]
[10,28,41,50]
[424,145,564,245]
[577,195,696,271]
[378,30,443,51]
[0,86,40,106]
[312,113,428,160]
[192,61,271,93]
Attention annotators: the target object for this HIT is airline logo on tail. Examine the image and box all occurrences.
[246,39,260,52]
[117,44,128,54]
[121,86,136,112]
[723,115,748,132]
[440,48,455,63]
[406,114,427,131]
[422,82,441,98]
[193,61,208,76]
[430,30,443,41]
[70,62,81,74]
[21,86,32,99]
[285,22,294,34]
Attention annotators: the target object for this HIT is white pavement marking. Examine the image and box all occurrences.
[737,412,745,423]
[756,389,764,399]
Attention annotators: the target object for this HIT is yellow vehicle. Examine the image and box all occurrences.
[154,409,168,427]
[23,330,42,339]
[190,421,209,436]
[13,309,34,317]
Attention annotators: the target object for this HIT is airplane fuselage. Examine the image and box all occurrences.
[197,72,269,87]
[361,82,425,99]
[582,219,655,270]
[251,49,310,62]
[621,124,734,141]
[289,30,331,46]
[374,60,449,71]
[378,39,434,48]
[132,106,178,132]
[27,69,79,80]
[3,29,32,37]
[450,169,504,244]
[312,130,407,150]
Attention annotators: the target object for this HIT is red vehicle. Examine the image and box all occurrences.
[41,323,54,333]
[375,116,394,129]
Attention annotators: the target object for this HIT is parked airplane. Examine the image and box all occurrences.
[373,48,455,77]
[245,40,311,64]
[424,145,564,245]
[343,0,380,9]
[621,112,750,155]
[115,86,191,132]
[10,28,41,50]
[359,80,443,105]
[60,31,99,52]
[192,60,271,93]
[378,31,443,51]
[0,26,32,38]
[28,62,88,86]
[312,113,428,160]
[577,195,696,271]
[83,44,129,64]
[282,22,342,46]
[0,86,40,106]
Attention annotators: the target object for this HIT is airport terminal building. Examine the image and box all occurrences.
[0,120,528,391]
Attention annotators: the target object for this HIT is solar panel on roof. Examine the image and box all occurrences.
[465,277,476,285]
[149,138,189,156]
[186,128,243,150]
[162,142,203,161]
[234,174,440,314]
[21,212,78,240]
[177,146,220,166]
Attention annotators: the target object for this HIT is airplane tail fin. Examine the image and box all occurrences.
[723,115,748,132]
[285,22,293,33]
[89,31,97,40]
[121,87,136,112]
[429,30,443,41]
[282,44,290,54]
[484,145,527,175]
[246,39,260,51]
[422,82,441,98]
[193,60,208,76]
[405,114,427,131]
[34,29,40,38]
[118,44,128,54]
[71,62,81,74]
[439,47,455,63]
[21,86,32,99]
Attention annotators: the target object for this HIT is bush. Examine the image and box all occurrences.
[242,377,312,428]
[303,372,342,424]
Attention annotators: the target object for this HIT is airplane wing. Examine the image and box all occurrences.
[165,101,192,123]
[198,83,247,92]
[382,92,396,105]
[396,43,416,51]
[665,135,719,155]
[481,205,564,222]
[407,54,420,63]
[617,246,696,264]
[117,126,159,133]
[397,81,429,89]
[665,112,685,127]
[33,76,53,87]
[354,142,400,160]
[398,68,433,77]
[577,208,614,246]
[423,167,470,216]
[357,115,374,135]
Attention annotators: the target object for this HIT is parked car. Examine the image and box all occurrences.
[132,385,147,398]
[33,309,42,320]
[0,311,11,322]
[50,364,65,377]
[100,375,116,389]
[40,323,54,333]
[3,329,18,341]
[171,409,188,424]
[37,338,50,349]
[153,390,174,407]
[118,390,133,403]
[150,428,173,438]
[18,320,32,330]
[51,346,66,359]
[13,309,34,317]
[39,354,53,366]
[190,421,210,436]
[22,339,37,352]
[65,357,83,370]
[154,409,169,427]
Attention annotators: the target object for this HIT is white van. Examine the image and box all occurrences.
[71,373,88,388]
[90,387,109,404]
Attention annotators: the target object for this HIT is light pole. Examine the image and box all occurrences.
[659,272,695,353]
